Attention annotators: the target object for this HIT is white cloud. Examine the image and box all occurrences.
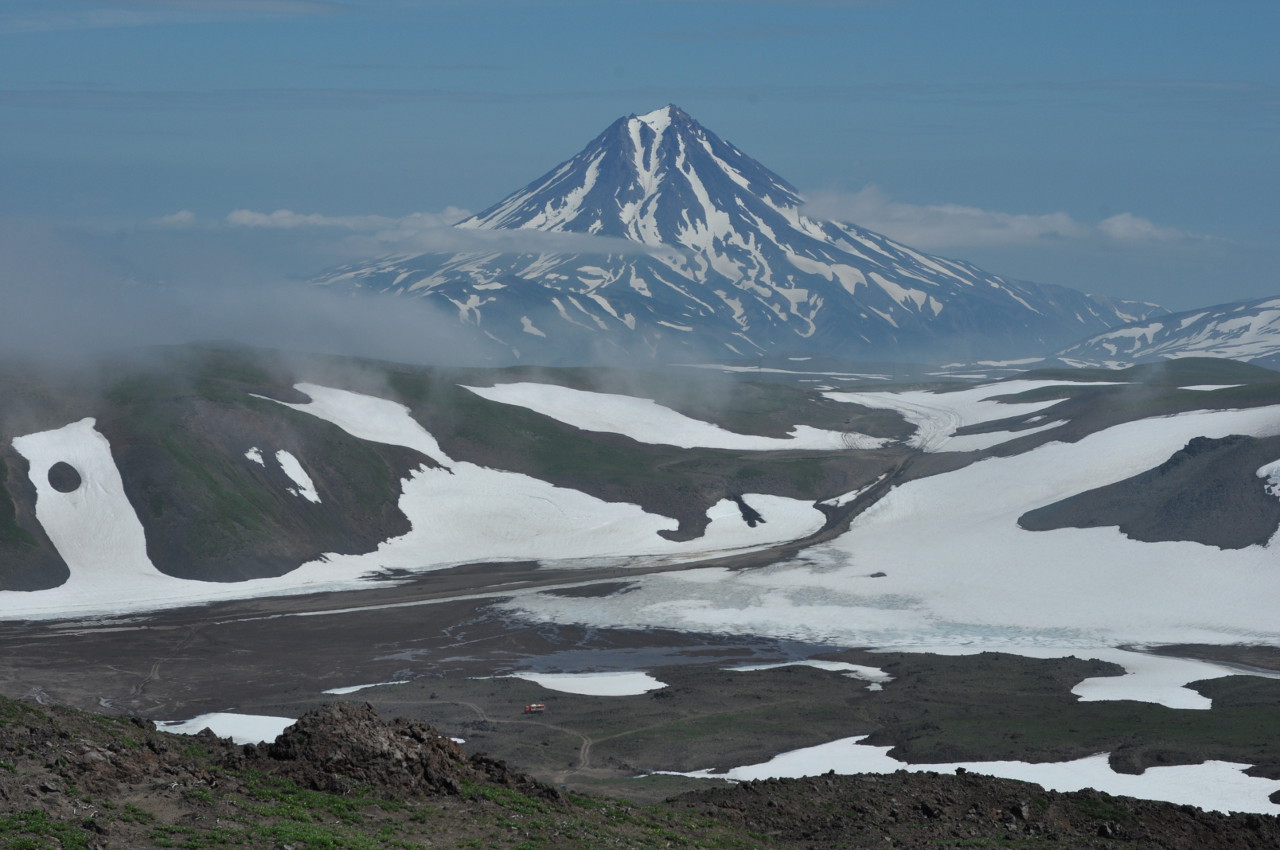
[225,208,470,232]
[225,207,682,259]
[802,187,1199,250]
[1097,212,1190,243]
[151,209,197,227]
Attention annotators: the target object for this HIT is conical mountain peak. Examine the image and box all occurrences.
[457,104,804,244]
[632,103,692,135]
[321,106,1162,362]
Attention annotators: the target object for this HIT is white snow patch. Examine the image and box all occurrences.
[636,105,673,137]
[506,671,667,696]
[245,447,265,466]
[157,713,295,745]
[1067,648,1278,710]
[321,680,411,695]
[520,316,547,338]
[464,383,888,451]
[662,736,1280,815]
[819,475,886,508]
[726,660,891,687]
[9,419,163,605]
[276,450,320,503]
[1180,384,1244,391]
[824,380,1079,451]
[1257,459,1280,499]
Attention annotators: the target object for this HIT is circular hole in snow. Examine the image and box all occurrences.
[47,462,82,493]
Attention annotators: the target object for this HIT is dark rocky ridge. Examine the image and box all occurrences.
[671,770,1280,849]
[0,451,69,591]
[1018,434,1280,549]
[2,695,1278,849]
[253,702,556,802]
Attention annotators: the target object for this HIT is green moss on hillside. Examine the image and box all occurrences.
[0,457,37,548]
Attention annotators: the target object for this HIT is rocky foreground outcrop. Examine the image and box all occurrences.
[1,696,1278,849]
[250,701,557,801]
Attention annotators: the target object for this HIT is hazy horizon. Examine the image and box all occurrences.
[2,0,1277,360]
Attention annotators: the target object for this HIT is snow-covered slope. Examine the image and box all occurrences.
[2,352,873,617]
[1058,295,1280,367]
[0,381,828,620]
[317,105,1159,362]
[502,399,1280,650]
[462,382,891,450]
[7,349,1280,636]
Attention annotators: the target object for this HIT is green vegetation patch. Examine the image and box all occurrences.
[0,810,94,850]
[0,457,37,548]
[237,773,374,825]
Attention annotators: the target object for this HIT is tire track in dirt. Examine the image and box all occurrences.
[443,699,595,782]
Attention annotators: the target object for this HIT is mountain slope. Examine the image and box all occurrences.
[0,347,906,612]
[317,105,1160,362]
[5,695,1278,850]
[1058,295,1280,368]
[1018,433,1280,548]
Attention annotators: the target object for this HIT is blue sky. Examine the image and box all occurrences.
[1,0,1277,352]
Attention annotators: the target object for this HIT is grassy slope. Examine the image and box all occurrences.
[2,693,1277,850]
[95,352,418,581]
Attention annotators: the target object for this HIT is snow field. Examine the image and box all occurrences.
[662,736,1280,816]
[725,660,891,690]
[272,384,826,566]
[463,382,888,450]
[504,671,667,696]
[824,380,1110,451]
[321,680,411,695]
[500,403,1280,681]
[8,419,166,609]
[2,385,823,621]
[156,713,296,746]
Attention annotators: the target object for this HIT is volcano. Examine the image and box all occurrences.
[317,105,1159,362]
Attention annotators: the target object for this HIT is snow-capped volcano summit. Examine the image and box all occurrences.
[458,104,806,247]
[317,105,1159,362]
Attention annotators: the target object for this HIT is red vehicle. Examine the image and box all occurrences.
[523,703,546,714]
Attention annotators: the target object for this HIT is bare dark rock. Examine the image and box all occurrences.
[1018,433,1280,549]
[257,701,557,801]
